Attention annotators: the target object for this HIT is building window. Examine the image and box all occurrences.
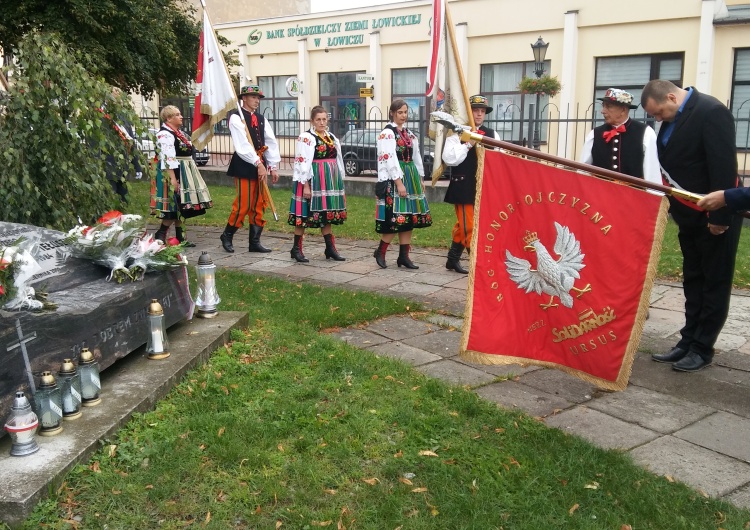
[257,75,299,137]
[392,67,430,128]
[320,71,366,139]
[593,53,683,120]
[732,48,750,149]
[480,61,551,145]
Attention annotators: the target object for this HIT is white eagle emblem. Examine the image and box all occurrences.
[505,222,591,310]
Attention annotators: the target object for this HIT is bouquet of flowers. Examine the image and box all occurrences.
[127,235,188,281]
[0,238,56,311]
[65,211,145,283]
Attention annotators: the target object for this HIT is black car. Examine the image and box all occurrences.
[193,146,210,167]
[340,129,440,179]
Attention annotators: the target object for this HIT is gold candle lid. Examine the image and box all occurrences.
[148,299,164,316]
[39,371,57,387]
[79,347,95,364]
[59,358,76,375]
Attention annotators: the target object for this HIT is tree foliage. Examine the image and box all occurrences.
[0,0,201,95]
[0,32,149,230]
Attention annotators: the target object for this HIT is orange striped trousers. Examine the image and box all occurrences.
[452,203,474,249]
[227,177,268,228]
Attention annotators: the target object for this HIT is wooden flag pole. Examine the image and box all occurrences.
[444,6,475,130]
[200,0,278,221]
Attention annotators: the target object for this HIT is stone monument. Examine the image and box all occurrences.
[0,221,194,422]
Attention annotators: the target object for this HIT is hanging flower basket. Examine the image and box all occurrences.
[517,75,561,97]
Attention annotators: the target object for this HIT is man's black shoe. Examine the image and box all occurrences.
[651,346,688,364]
[672,351,712,372]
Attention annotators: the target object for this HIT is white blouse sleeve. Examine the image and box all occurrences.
[642,126,663,190]
[441,133,470,166]
[580,130,595,166]
[377,128,402,182]
[263,119,281,170]
[157,129,178,170]
[292,132,315,184]
[333,134,346,178]
[410,130,424,177]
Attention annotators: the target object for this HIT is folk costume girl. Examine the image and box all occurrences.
[288,106,347,262]
[373,99,432,269]
[151,105,212,246]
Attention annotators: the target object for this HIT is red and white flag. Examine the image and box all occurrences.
[426,0,470,184]
[191,9,237,151]
[461,151,668,391]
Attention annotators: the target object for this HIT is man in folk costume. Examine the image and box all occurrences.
[580,88,661,186]
[441,95,500,274]
[220,85,280,253]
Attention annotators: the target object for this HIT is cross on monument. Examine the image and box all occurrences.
[7,318,37,394]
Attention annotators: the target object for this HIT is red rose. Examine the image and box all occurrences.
[167,237,181,246]
[0,284,5,296]
[397,215,405,223]
[97,210,122,225]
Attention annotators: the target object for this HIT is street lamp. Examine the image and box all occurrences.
[530,36,549,150]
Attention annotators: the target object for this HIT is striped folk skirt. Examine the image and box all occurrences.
[152,156,213,219]
[375,161,432,234]
[287,158,347,228]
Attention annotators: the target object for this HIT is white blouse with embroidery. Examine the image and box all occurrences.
[292,129,346,184]
[376,123,423,182]
[157,126,179,170]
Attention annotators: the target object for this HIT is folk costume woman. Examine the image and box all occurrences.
[288,106,347,262]
[373,99,432,269]
[151,105,212,246]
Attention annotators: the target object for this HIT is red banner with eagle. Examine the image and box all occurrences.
[461,150,669,391]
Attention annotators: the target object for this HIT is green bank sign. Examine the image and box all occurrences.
[247,13,423,48]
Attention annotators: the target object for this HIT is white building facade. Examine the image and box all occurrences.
[212,0,750,169]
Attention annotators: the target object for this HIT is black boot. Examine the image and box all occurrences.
[220,224,237,253]
[175,226,196,247]
[446,241,468,274]
[397,244,419,269]
[153,223,169,243]
[290,234,309,263]
[249,225,272,253]
[324,233,345,261]
[373,240,389,269]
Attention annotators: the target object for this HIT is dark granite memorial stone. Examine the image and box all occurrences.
[0,222,194,424]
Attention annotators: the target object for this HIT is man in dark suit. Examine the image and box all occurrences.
[641,79,742,372]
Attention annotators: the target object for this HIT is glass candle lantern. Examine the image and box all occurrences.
[34,371,64,436]
[146,299,170,360]
[195,251,220,318]
[57,358,83,420]
[78,347,102,407]
[4,391,40,456]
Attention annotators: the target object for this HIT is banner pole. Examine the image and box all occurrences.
[200,0,278,221]
[444,6,475,130]
[454,127,748,216]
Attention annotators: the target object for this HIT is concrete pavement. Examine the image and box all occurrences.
[182,225,750,509]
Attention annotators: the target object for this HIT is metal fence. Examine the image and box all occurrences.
[141,99,750,176]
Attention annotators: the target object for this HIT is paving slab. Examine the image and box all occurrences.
[517,368,597,404]
[409,272,463,286]
[716,351,750,371]
[366,315,437,341]
[649,289,686,312]
[724,483,750,510]
[629,435,750,497]
[316,270,363,284]
[331,260,383,274]
[475,380,573,418]
[586,385,715,433]
[330,328,392,348]
[444,276,469,290]
[348,276,399,290]
[415,359,497,387]
[423,314,464,330]
[456,358,542,378]
[388,281,443,296]
[368,341,442,366]
[543,406,660,450]
[675,411,750,462]
[402,329,462,358]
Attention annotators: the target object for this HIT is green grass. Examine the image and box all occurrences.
[126,180,750,288]
[15,271,750,529]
